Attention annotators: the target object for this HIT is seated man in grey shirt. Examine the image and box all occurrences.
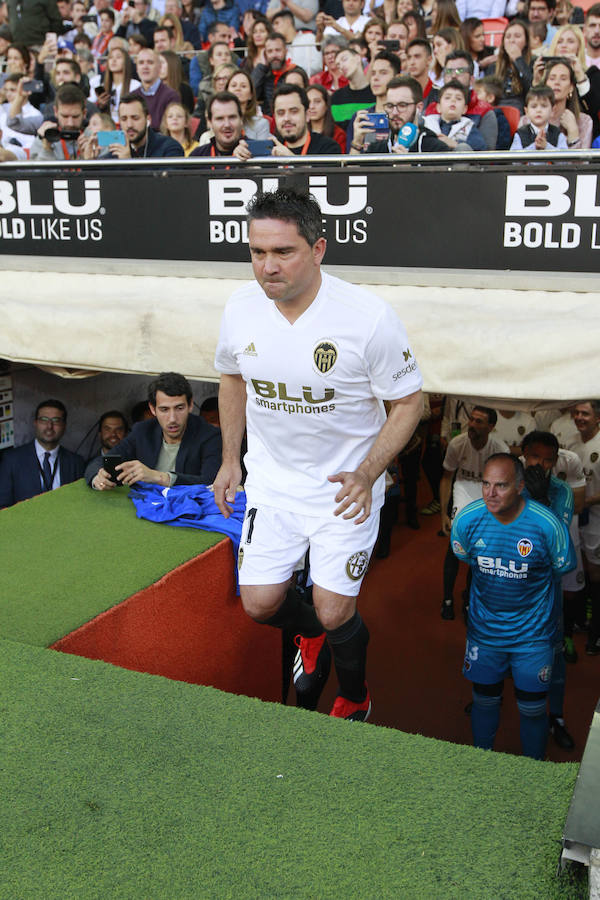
[87,372,222,491]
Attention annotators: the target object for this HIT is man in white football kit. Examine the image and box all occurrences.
[440,406,509,620]
[213,187,423,721]
[567,400,600,655]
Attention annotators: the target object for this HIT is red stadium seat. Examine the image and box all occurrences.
[482,16,508,47]
[499,104,521,137]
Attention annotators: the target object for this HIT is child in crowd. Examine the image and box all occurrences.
[510,84,569,150]
[529,22,548,57]
[474,75,512,149]
[423,80,486,150]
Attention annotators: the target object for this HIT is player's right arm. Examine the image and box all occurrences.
[213,373,246,518]
[449,507,471,562]
[440,437,459,535]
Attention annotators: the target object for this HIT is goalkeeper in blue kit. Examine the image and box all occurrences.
[451,453,575,760]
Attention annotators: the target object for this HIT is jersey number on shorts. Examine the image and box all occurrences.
[245,507,257,544]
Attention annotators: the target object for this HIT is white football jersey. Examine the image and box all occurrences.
[568,431,600,528]
[554,447,586,489]
[551,412,578,448]
[443,432,510,514]
[215,273,423,516]
[492,410,536,448]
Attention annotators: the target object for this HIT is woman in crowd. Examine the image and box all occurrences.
[226,69,270,139]
[181,0,202,27]
[310,36,348,92]
[549,24,600,130]
[553,0,584,25]
[159,49,194,112]
[90,46,140,123]
[431,27,465,85]
[402,10,427,40]
[461,17,497,76]
[160,12,195,58]
[307,83,347,151]
[6,43,31,77]
[363,16,387,62]
[242,16,272,72]
[531,56,593,146]
[489,19,532,110]
[160,101,200,154]
[431,0,462,33]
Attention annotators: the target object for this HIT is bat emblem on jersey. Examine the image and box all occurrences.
[517,539,533,557]
[313,341,338,374]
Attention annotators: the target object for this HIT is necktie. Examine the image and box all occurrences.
[43,451,52,491]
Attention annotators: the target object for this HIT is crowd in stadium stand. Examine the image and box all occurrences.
[1,0,600,158]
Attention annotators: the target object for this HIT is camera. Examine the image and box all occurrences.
[81,13,96,22]
[44,126,82,142]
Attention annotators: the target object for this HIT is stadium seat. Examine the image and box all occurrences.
[499,104,521,137]
[482,16,508,46]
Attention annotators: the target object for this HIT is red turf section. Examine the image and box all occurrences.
[52,540,281,703]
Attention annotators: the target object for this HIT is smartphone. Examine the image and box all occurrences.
[542,55,564,66]
[364,111,389,144]
[97,130,126,147]
[380,39,400,51]
[22,79,44,93]
[246,138,273,156]
[103,454,123,483]
[81,14,97,22]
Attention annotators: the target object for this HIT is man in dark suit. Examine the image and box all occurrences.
[87,372,222,491]
[0,399,85,508]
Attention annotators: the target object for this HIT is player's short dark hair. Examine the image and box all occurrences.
[56,58,81,77]
[473,405,497,426]
[35,399,67,421]
[485,452,525,483]
[387,74,423,103]
[273,81,309,110]
[120,92,148,114]
[372,50,402,74]
[208,39,229,59]
[529,0,556,10]
[521,429,559,454]
[247,187,323,247]
[208,19,229,35]
[272,8,294,23]
[148,372,193,405]
[128,32,147,47]
[407,37,431,55]
[445,49,474,73]
[579,399,600,417]
[207,90,242,119]
[525,83,555,106]
[200,396,218,412]
[130,400,151,423]
[100,6,115,20]
[267,31,287,45]
[475,74,503,103]
[99,409,129,431]
[55,83,86,109]
[586,2,600,18]
[155,24,174,40]
[439,79,469,105]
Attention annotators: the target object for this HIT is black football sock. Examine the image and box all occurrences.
[326,612,369,702]
[263,587,324,637]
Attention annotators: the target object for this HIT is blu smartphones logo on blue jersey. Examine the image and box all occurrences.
[477,556,529,579]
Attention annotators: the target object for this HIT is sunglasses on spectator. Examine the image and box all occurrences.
[443,66,470,75]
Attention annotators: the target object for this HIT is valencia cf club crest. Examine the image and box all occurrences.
[592,452,599,463]
[517,538,533,557]
[314,340,338,374]
[346,550,369,580]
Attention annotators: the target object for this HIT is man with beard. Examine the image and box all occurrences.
[105,94,183,157]
[269,83,340,155]
[252,32,297,115]
[357,76,451,154]
[190,92,252,157]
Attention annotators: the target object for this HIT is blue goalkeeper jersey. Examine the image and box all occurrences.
[451,498,575,648]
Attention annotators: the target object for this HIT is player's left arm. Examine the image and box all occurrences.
[547,515,577,576]
[329,389,423,524]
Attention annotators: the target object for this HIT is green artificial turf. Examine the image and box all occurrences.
[0,639,586,900]
[0,480,222,647]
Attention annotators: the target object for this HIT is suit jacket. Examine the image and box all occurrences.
[85,414,222,487]
[0,441,85,509]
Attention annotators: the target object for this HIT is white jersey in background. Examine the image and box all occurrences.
[443,432,509,515]
[492,410,536,448]
[569,431,600,534]
[551,411,578,448]
[215,272,423,517]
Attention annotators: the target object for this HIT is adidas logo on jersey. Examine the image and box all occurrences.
[243,342,258,356]
[475,538,486,548]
